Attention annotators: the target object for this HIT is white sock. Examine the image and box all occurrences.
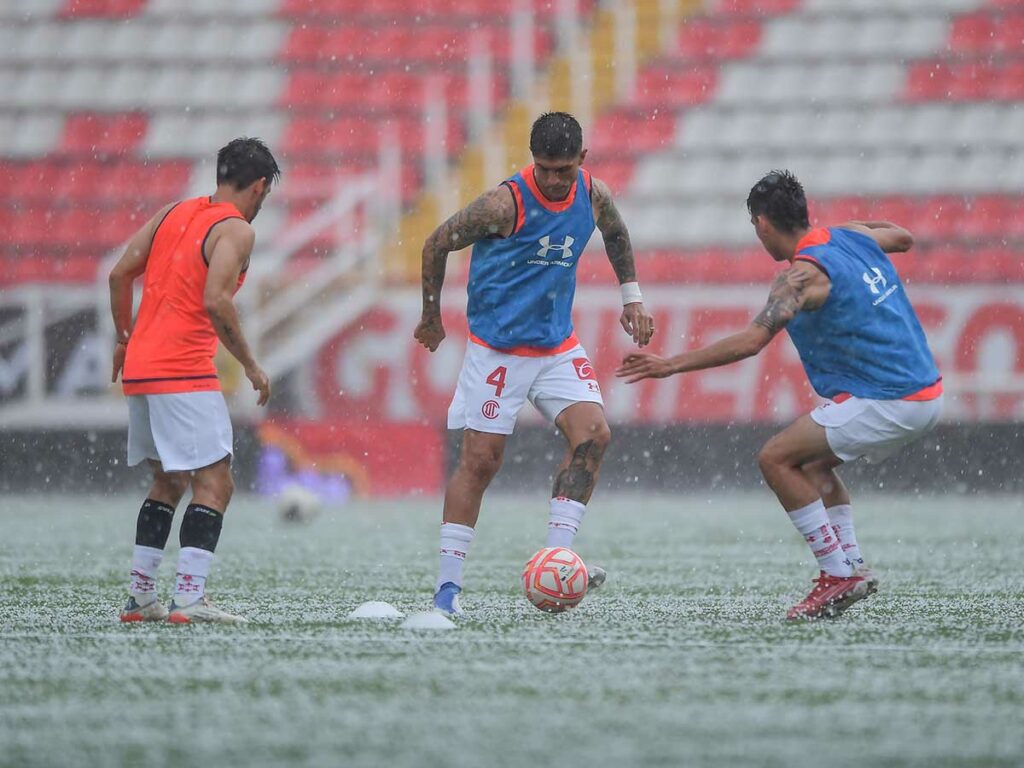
[827,504,865,567]
[546,496,587,548]
[129,545,164,601]
[174,546,214,604]
[788,499,853,577]
[437,523,474,591]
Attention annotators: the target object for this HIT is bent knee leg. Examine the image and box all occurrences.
[150,467,190,506]
[757,439,792,481]
[588,420,612,453]
[190,460,234,511]
[462,447,503,484]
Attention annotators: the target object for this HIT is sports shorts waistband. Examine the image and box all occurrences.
[469,332,580,357]
[832,377,943,404]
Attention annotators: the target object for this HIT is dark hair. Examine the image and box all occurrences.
[746,170,809,234]
[216,137,281,189]
[529,112,583,159]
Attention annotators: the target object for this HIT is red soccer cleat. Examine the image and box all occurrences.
[786,571,869,621]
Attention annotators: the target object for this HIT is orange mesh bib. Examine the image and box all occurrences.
[122,197,246,395]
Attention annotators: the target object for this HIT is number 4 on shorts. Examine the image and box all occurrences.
[486,366,508,397]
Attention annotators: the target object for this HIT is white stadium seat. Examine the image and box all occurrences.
[144,0,282,19]
[0,0,64,21]
[803,0,982,12]
[1,113,62,157]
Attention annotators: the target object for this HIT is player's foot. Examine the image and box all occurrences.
[587,565,607,591]
[119,594,168,623]
[167,596,247,625]
[433,582,463,617]
[854,565,879,596]
[786,571,868,621]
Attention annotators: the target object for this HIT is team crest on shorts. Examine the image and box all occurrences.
[572,358,596,380]
[481,400,501,419]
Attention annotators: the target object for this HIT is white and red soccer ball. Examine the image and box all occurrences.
[522,547,588,613]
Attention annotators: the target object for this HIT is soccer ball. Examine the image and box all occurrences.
[522,547,588,613]
[277,483,321,524]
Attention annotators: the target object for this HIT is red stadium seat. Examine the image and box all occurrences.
[279,0,595,21]
[283,115,465,159]
[634,67,717,109]
[708,0,800,17]
[590,109,677,157]
[678,19,761,60]
[950,11,1024,55]
[907,60,1024,102]
[106,160,190,205]
[583,158,636,194]
[60,113,147,157]
[58,0,145,18]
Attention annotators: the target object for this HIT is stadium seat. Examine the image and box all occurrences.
[677,19,761,60]
[950,10,1024,55]
[60,112,147,156]
[3,0,1021,287]
[634,67,717,110]
[59,0,145,19]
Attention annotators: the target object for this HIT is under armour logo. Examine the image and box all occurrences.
[537,235,575,260]
[863,267,887,295]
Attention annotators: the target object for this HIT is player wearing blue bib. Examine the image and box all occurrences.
[414,113,654,616]
[618,170,943,622]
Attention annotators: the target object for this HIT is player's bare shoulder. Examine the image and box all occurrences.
[206,217,256,262]
[588,177,614,219]
[753,262,831,334]
[428,184,517,251]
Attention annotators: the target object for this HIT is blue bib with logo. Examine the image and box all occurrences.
[786,227,939,399]
[467,165,596,349]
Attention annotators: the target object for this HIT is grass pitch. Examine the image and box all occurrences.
[1,491,1022,767]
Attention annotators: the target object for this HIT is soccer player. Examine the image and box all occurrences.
[109,138,279,624]
[414,112,654,615]
[617,170,943,621]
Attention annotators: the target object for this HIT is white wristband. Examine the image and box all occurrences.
[620,281,643,306]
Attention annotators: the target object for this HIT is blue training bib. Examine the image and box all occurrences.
[786,227,939,399]
[466,165,596,350]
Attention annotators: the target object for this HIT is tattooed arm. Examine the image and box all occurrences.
[616,263,828,383]
[414,186,516,352]
[591,177,654,347]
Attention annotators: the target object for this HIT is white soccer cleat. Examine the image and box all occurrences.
[854,565,880,596]
[120,595,169,623]
[587,565,607,591]
[167,596,248,625]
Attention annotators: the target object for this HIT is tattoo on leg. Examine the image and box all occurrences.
[552,440,606,502]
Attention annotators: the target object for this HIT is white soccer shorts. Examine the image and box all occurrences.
[810,394,943,464]
[127,391,234,472]
[447,340,605,435]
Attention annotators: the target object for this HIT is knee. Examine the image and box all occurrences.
[152,472,190,505]
[462,445,503,484]
[579,420,612,455]
[757,441,785,480]
[192,467,234,511]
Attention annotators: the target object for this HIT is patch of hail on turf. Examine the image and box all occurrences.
[348,601,404,619]
[400,611,456,630]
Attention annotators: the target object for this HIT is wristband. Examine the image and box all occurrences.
[620,281,643,306]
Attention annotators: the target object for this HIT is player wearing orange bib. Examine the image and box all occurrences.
[109,138,279,624]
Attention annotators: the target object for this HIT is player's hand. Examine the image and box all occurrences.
[616,352,675,383]
[620,302,654,348]
[245,364,271,406]
[414,314,446,352]
[111,342,127,383]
